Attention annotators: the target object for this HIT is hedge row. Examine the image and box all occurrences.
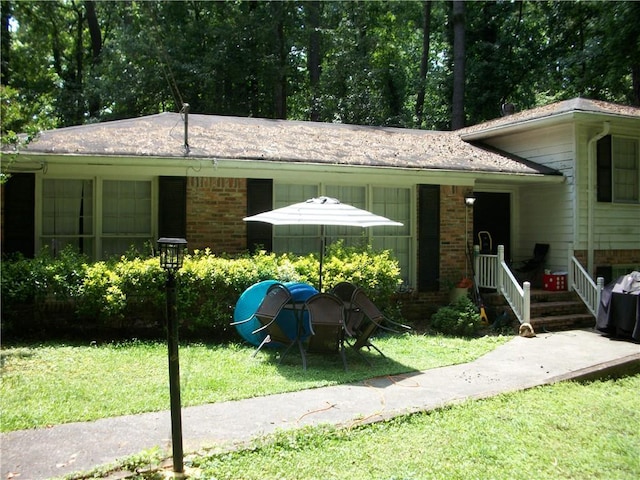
[1,242,403,339]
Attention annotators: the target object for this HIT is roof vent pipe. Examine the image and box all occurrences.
[500,103,516,116]
[181,103,190,155]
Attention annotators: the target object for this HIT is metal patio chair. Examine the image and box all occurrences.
[304,292,348,370]
[329,281,365,336]
[348,288,410,360]
[231,283,305,366]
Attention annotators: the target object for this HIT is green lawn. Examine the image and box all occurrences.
[188,374,640,480]
[0,333,508,432]
[3,335,638,480]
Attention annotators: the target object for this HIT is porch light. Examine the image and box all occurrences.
[157,237,188,271]
[157,236,187,476]
[464,192,476,207]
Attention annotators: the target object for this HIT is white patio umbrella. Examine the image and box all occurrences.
[243,196,403,291]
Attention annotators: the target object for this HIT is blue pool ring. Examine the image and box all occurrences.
[233,280,280,346]
[233,281,318,347]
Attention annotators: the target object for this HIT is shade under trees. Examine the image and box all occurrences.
[1,0,639,137]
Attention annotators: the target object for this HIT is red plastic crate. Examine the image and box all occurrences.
[543,273,567,291]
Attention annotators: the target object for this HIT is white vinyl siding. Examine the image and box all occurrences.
[484,125,575,272]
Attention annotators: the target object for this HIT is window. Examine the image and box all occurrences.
[101,180,152,257]
[273,184,319,255]
[597,135,639,203]
[41,178,153,259]
[371,187,411,284]
[42,179,94,255]
[272,184,412,284]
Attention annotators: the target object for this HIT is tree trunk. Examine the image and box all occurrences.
[73,3,84,124]
[84,0,102,118]
[415,1,432,126]
[274,5,287,119]
[307,1,321,121]
[84,1,101,63]
[1,1,11,86]
[451,0,465,130]
[633,63,640,107]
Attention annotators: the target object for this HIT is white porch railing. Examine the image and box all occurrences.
[474,245,530,324]
[567,245,604,317]
[474,244,604,323]
[474,245,498,290]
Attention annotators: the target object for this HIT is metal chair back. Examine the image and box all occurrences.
[304,293,347,370]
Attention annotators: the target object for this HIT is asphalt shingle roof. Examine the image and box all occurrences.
[459,97,640,137]
[16,113,560,176]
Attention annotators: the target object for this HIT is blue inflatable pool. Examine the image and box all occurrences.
[233,281,318,347]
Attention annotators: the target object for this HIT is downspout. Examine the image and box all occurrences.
[586,121,610,275]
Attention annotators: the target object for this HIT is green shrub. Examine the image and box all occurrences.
[1,242,403,338]
[430,295,482,337]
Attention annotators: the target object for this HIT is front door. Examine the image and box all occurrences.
[473,192,511,262]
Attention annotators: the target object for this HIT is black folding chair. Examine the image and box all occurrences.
[347,288,410,361]
[231,283,305,367]
[514,243,549,287]
[329,281,364,336]
[304,292,348,370]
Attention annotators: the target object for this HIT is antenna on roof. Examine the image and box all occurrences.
[180,103,190,155]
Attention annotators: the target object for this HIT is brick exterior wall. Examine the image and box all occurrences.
[400,185,473,322]
[439,186,471,287]
[593,249,640,267]
[185,177,248,254]
[574,249,640,276]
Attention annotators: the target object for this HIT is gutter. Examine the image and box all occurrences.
[459,112,578,141]
[586,121,610,274]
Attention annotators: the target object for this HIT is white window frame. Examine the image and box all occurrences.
[36,174,157,260]
[611,136,639,204]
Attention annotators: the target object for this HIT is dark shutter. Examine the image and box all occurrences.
[2,173,35,257]
[158,176,187,238]
[418,184,440,292]
[597,135,612,203]
[246,179,273,252]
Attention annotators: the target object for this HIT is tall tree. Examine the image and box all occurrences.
[307,0,322,121]
[83,0,102,118]
[4,0,639,131]
[415,1,432,127]
[451,0,465,130]
[1,1,11,86]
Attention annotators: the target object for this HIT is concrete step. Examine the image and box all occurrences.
[530,313,595,332]
[530,300,589,317]
[482,289,596,332]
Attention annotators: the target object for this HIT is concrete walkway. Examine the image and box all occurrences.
[2,329,639,480]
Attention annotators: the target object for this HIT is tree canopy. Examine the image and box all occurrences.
[1,0,639,136]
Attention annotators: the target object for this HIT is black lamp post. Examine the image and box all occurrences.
[157,237,187,476]
[464,193,475,278]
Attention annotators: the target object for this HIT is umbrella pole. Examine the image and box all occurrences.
[318,225,325,292]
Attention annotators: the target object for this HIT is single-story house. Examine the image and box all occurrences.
[2,97,639,317]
